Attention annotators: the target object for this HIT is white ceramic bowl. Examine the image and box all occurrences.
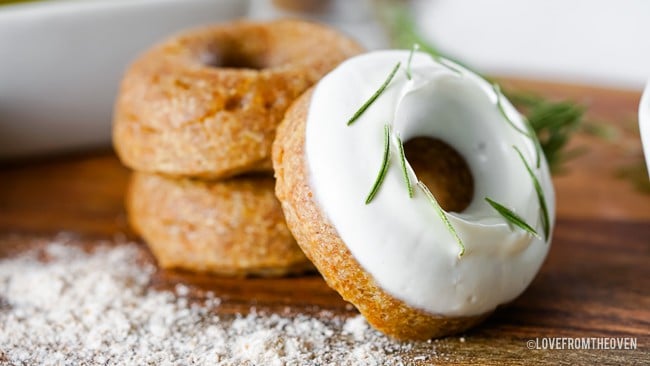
[640,79,650,177]
[0,0,247,159]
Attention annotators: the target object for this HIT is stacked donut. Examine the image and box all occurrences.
[113,20,362,276]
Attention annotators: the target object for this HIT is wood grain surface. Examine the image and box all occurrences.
[1,79,648,365]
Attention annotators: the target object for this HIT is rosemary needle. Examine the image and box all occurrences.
[406,44,418,80]
[524,116,544,168]
[495,84,543,167]
[365,124,391,204]
[417,181,465,258]
[493,84,531,137]
[396,135,413,198]
[432,54,462,75]
[347,62,401,126]
[514,146,550,240]
[485,197,539,238]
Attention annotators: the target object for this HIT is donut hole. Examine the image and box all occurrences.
[404,137,474,213]
[202,49,267,70]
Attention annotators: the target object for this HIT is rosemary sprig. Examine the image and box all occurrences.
[513,95,584,172]
[417,181,465,257]
[347,62,401,126]
[514,146,550,240]
[365,124,392,204]
[396,135,414,198]
[485,197,539,238]
[406,44,418,80]
[377,0,586,173]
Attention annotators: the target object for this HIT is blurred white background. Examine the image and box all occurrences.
[413,0,650,90]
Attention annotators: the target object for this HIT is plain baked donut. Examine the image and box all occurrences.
[273,50,555,339]
[127,172,313,277]
[113,19,362,179]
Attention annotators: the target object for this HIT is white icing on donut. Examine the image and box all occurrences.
[305,50,555,317]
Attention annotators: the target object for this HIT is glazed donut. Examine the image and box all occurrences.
[113,19,362,179]
[127,172,312,277]
[273,50,555,339]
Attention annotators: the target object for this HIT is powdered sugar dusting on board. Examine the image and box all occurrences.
[0,240,431,365]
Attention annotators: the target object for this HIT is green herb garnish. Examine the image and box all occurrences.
[495,84,544,168]
[396,135,414,198]
[514,146,550,240]
[485,197,539,238]
[365,125,392,204]
[417,181,465,257]
[513,95,584,171]
[523,116,544,168]
[431,54,462,75]
[347,62,401,126]
[406,44,418,80]
[493,84,532,137]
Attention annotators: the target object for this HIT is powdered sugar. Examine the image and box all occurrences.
[0,240,428,365]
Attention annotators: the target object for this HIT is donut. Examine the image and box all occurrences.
[273,50,555,339]
[113,19,363,179]
[126,172,313,277]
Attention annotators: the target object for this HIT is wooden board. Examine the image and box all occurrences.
[1,79,648,365]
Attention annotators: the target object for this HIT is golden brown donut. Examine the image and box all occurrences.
[272,90,489,340]
[113,19,363,179]
[127,172,312,277]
